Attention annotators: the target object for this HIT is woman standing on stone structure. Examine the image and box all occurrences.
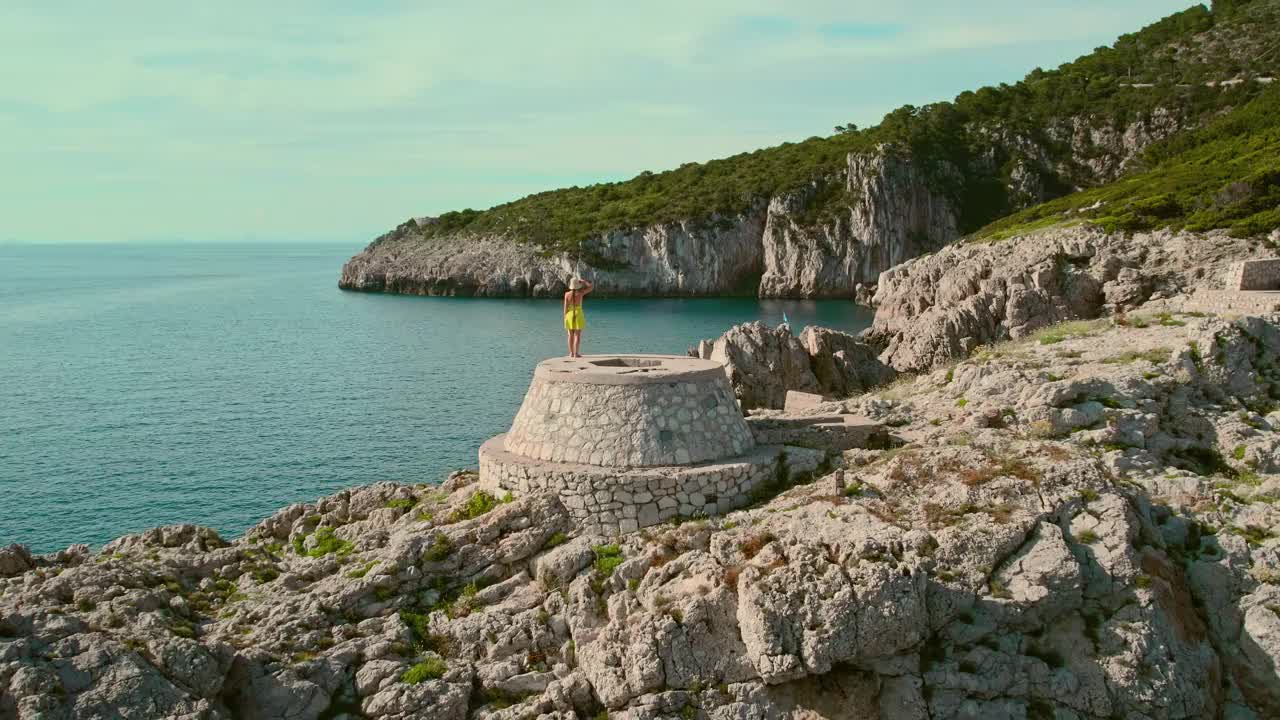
[563,277,593,358]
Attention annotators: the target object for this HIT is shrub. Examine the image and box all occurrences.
[989,580,1012,599]
[1103,347,1171,365]
[305,527,355,558]
[384,498,417,510]
[448,490,507,523]
[423,533,453,562]
[593,544,625,576]
[401,657,447,684]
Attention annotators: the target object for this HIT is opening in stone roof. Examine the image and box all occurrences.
[587,358,664,368]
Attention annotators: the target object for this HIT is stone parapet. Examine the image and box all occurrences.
[507,355,754,468]
[479,435,823,536]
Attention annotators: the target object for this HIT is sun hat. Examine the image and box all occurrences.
[569,277,585,290]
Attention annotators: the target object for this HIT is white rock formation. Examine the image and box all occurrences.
[692,322,895,409]
[870,226,1257,372]
[6,315,1280,718]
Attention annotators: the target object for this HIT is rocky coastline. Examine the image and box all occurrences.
[337,106,1185,303]
[11,234,1280,716]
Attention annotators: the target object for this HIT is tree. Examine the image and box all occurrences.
[833,122,859,134]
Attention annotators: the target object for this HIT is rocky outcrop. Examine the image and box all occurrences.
[7,315,1280,718]
[756,151,960,298]
[341,92,1208,301]
[339,210,768,298]
[340,146,960,300]
[869,226,1258,372]
[691,322,895,410]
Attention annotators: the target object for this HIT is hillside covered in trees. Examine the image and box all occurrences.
[404,0,1279,254]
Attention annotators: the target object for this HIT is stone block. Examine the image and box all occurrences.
[784,390,827,413]
[1225,259,1280,291]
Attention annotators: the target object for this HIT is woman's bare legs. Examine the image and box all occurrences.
[570,330,582,357]
[566,330,574,357]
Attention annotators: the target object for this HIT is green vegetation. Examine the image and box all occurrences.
[975,84,1280,241]
[447,490,509,523]
[384,498,417,510]
[382,1,1279,255]
[1036,319,1108,345]
[401,658,447,684]
[1228,524,1276,547]
[423,533,453,562]
[592,544,625,576]
[303,527,355,558]
[1170,445,1235,476]
[1103,347,1172,365]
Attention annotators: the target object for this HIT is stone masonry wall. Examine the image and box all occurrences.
[1225,259,1280,290]
[506,376,753,467]
[479,436,822,536]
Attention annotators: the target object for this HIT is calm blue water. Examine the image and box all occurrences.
[0,243,871,552]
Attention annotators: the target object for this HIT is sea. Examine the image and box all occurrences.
[0,242,873,552]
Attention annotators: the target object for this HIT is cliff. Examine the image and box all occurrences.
[7,313,1280,718]
[340,1,1279,299]
[338,147,960,299]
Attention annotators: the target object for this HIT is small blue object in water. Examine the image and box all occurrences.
[782,311,789,324]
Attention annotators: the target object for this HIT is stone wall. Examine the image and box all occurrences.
[506,371,753,467]
[479,436,823,536]
[1182,289,1280,315]
[1225,259,1280,290]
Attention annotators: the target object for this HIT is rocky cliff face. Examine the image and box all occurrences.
[339,209,769,298]
[340,145,959,299]
[342,103,1197,301]
[755,151,959,298]
[6,314,1280,719]
[691,322,896,410]
[869,226,1259,373]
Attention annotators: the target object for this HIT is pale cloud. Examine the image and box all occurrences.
[0,0,1193,242]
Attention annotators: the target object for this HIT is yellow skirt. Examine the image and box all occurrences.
[564,306,585,330]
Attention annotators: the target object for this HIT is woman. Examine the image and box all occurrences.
[563,277,593,358]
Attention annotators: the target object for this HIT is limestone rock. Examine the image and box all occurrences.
[871,226,1256,372]
[0,544,33,577]
[7,316,1280,717]
[698,321,894,409]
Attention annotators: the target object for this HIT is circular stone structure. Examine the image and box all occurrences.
[505,355,755,467]
[479,354,823,535]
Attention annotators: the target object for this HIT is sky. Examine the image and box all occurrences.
[2,1,1193,244]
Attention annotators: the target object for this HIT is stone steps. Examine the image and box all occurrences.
[745,413,888,453]
[1182,290,1280,315]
